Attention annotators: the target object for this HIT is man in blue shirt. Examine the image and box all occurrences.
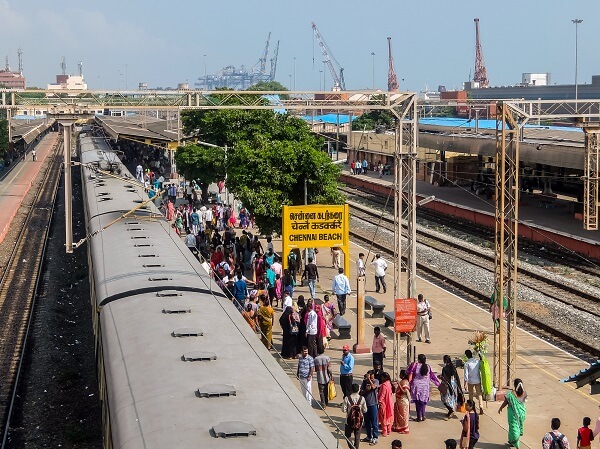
[360,370,380,445]
[340,344,354,399]
[332,267,352,315]
[232,272,247,311]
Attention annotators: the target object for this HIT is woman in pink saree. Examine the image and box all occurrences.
[378,372,395,436]
[392,369,410,434]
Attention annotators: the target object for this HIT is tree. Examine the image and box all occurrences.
[352,110,396,131]
[247,80,288,92]
[178,95,344,235]
[174,144,225,203]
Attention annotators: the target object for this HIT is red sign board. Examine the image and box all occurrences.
[394,298,417,333]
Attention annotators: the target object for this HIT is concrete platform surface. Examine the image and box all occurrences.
[0,132,58,244]
[265,236,600,449]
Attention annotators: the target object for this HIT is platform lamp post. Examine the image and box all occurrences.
[572,19,583,110]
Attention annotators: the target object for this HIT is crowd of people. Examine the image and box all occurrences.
[349,159,391,178]
[153,180,600,449]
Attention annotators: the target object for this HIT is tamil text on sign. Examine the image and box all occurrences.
[282,204,348,248]
[394,298,417,333]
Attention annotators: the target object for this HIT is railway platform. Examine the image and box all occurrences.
[266,235,600,449]
[0,132,58,244]
[341,169,600,259]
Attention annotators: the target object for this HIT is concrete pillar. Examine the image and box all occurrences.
[61,122,74,253]
[353,275,370,354]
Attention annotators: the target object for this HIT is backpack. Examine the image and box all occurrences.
[347,396,364,431]
[216,262,227,278]
[288,252,297,269]
[549,433,565,449]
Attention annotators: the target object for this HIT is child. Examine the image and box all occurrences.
[577,417,594,449]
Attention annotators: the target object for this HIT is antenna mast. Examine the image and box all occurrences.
[61,56,67,75]
[387,37,399,91]
[18,48,23,75]
[473,18,489,87]
[4,56,9,72]
[78,61,83,76]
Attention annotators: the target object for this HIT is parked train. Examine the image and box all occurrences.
[79,134,338,448]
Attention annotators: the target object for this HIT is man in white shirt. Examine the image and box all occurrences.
[464,349,484,414]
[332,268,352,316]
[282,291,293,310]
[270,256,283,277]
[370,254,387,294]
[306,300,319,358]
[356,252,366,278]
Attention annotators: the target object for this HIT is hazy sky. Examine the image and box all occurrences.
[1,0,599,92]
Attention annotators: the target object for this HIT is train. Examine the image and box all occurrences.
[78,134,339,448]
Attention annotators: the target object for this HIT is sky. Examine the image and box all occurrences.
[1,0,599,93]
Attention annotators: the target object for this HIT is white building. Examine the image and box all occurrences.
[47,74,88,90]
[521,73,551,86]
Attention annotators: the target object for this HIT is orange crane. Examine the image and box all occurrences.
[387,37,399,91]
[473,18,489,87]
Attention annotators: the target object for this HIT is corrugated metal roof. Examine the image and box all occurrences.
[561,359,600,388]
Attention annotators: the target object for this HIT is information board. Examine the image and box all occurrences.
[394,298,417,333]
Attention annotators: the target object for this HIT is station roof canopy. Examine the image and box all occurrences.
[95,115,179,145]
[562,359,600,394]
[11,118,53,144]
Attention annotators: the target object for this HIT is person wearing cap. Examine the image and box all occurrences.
[340,345,355,399]
[371,254,388,294]
[332,267,352,316]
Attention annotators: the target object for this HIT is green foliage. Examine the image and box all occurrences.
[247,80,288,92]
[352,110,396,131]
[180,101,344,235]
[174,144,225,202]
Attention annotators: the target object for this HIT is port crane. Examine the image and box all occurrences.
[473,18,489,87]
[387,37,399,91]
[312,22,346,90]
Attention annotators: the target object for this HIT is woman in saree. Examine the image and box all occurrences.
[378,372,395,436]
[241,302,258,333]
[257,295,274,350]
[498,378,527,448]
[392,370,410,434]
[406,353,440,421]
[439,354,463,419]
[320,295,336,340]
[279,306,299,359]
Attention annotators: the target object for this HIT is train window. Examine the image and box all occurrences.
[197,385,236,398]
[212,422,257,438]
[162,308,191,314]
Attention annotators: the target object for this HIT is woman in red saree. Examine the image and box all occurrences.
[392,370,410,434]
[378,372,395,436]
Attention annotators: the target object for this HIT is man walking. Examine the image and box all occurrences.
[357,252,366,278]
[360,370,380,446]
[297,346,315,405]
[306,300,319,358]
[542,418,571,449]
[340,345,355,399]
[314,348,332,409]
[416,294,431,343]
[371,254,387,294]
[342,383,367,449]
[371,327,386,369]
[332,267,352,316]
[464,350,484,415]
[301,257,319,299]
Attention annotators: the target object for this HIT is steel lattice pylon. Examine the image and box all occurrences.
[583,127,600,230]
[493,103,519,390]
[390,97,418,373]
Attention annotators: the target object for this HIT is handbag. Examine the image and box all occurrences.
[328,380,337,401]
[289,317,299,335]
[428,310,433,320]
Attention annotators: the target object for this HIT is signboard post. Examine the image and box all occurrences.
[393,298,417,375]
[281,204,350,277]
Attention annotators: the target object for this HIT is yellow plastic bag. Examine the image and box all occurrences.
[328,380,337,401]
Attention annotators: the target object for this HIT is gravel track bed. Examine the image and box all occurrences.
[351,215,600,352]
[345,191,600,290]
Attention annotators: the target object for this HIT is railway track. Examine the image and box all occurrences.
[349,201,600,319]
[0,141,63,442]
[349,226,600,361]
[340,184,600,281]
